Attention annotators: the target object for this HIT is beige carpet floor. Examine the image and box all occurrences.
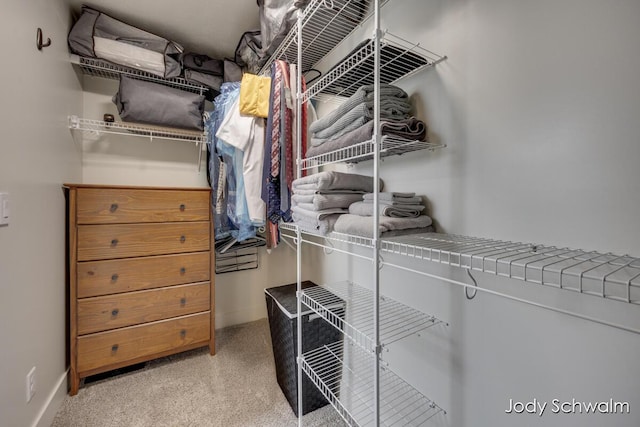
[52,319,346,427]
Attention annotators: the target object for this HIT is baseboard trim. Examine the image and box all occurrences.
[33,369,68,427]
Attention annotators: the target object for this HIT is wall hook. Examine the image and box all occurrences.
[36,28,51,51]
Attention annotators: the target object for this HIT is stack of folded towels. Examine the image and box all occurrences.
[291,171,382,235]
[306,84,428,158]
[334,192,435,238]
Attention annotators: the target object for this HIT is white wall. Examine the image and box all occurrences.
[0,0,83,426]
[310,0,640,426]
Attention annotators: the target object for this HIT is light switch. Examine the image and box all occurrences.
[0,193,9,226]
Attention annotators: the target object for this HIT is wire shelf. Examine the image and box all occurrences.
[70,55,207,94]
[260,0,387,75]
[302,136,445,170]
[381,233,640,305]
[304,33,446,101]
[279,222,374,249]
[68,116,207,144]
[215,247,259,274]
[301,281,443,351]
[301,341,444,426]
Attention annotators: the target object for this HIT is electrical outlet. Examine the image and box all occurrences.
[26,367,36,403]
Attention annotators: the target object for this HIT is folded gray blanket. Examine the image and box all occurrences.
[333,214,433,238]
[292,171,383,193]
[363,192,421,204]
[307,118,428,158]
[309,84,408,134]
[349,201,424,218]
[310,99,412,145]
[292,193,364,210]
[291,206,343,236]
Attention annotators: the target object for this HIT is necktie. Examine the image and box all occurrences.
[270,62,282,177]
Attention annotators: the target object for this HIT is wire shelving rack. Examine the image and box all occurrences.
[304,32,446,101]
[301,136,445,170]
[70,54,207,94]
[282,224,640,308]
[301,341,445,426]
[381,233,640,305]
[67,115,207,171]
[301,281,443,351]
[260,0,390,75]
[68,116,206,144]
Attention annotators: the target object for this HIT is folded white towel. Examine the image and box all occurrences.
[363,192,416,201]
[334,214,433,238]
[292,193,365,210]
[293,189,366,196]
[349,201,424,218]
[293,171,383,193]
[291,206,344,235]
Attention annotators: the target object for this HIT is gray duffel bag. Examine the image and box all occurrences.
[113,76,205,131]
[69,6,183,79]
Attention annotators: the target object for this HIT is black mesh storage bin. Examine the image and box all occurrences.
[265,281,344,416]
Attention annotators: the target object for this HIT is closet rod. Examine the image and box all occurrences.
[382,261,640,336]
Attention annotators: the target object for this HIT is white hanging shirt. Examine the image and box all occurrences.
[216,98,266,225]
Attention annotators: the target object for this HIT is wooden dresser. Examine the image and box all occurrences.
[65,184,214,395]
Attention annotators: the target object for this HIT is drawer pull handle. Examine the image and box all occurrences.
[180,329,186,338]
[110,203,118,212]
[179,204,186,211]
[111,344,119,352]
[111,239,118,246]
[111,309,119,316]
[111,274,119,282]
[180,297,186,306]
[180,267,186,274]
[180,235,186,243]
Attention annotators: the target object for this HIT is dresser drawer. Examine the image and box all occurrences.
[77,222,210,261]
[77,282,210,335]
[77,252,210,298]
[76,188,210,224]
[77,312,210,373]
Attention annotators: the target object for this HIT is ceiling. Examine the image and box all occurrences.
[67,0,261,59]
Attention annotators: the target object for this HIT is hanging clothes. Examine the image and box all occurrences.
[260,59,310,248]
[216,97,266,226]
[205,107,232,241]
[262,62,283,222]
[279,60,293,216]
[207,82,257,242]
